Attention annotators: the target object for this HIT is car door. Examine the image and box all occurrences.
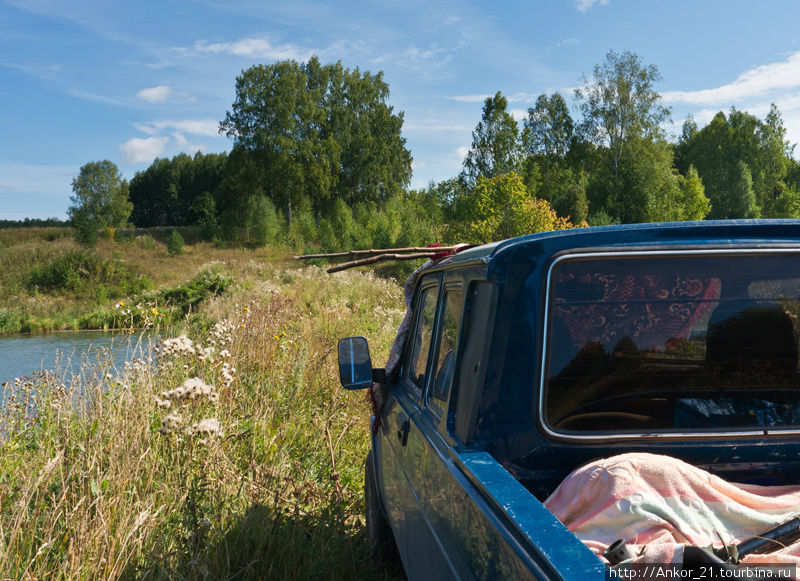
[379,275,441,570]
[402,281,467,580]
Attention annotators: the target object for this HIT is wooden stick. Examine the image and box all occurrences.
[295,246,455,260]
[327,252,439,273]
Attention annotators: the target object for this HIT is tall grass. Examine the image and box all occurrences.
[0,265,406,579]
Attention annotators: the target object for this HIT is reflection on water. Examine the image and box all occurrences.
[0,331,157,391]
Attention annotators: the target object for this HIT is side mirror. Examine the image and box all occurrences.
[337,336,374,390]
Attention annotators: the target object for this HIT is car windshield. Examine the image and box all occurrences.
[544,252,800,434]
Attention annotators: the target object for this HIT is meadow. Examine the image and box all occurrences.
[0,228,407,579]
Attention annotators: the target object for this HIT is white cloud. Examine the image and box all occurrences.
[190,36,314,62]
[134,119,220,137]
[510,108,528,122]
[575,0,610,12]
[172,132,207,155]
[663,51,800,106]
[450,94,492,103]
[456,146,470,161]
[119,136,169,164]
[136,85,195,103]
[137,85,172,103]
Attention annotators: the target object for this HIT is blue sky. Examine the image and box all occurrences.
[2,0,800,220]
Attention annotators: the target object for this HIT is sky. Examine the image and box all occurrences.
[3,0,800,220]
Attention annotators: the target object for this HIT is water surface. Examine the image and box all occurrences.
[0,330,156,387]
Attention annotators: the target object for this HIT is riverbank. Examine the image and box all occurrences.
[0,227,291,335]
[0,245,407,577]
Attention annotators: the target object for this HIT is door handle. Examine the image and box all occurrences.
[396,414,410,446]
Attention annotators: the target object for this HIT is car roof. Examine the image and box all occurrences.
[439,219,800,272]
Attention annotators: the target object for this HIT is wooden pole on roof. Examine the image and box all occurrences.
[294,246,456,260]
[326,252,440,273]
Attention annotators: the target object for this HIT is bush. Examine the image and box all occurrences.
[25,249,153,296]
[136,234,156,250]
[167,230,185,256]
[71,208,99,248]
[246,196,283,246]
[27,249,101,291]
[0,308,20,333]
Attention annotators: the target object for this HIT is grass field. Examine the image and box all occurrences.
[0,228,408,579]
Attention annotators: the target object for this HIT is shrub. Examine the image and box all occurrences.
[167,230,185,256]
[27,249,101,292]
[246,196,283,246]
[0,308,19,333]
[137,234,156,250]
[71,207,99,248]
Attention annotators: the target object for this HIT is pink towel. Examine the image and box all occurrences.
[545,453,800,570]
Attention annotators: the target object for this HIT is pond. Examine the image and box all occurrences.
[0,330,157,389]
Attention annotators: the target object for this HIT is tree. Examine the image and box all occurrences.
[129,152,227,227]
[728,161,760,219]
[520,93,588,222]
[220,57,412,226]
[68,160,132,230]
[461,92,521,185]
[574,50,672,222]
[449,172,577,243]
[522,93,574,159]
[675,105,796,219]
[166,230,185,256]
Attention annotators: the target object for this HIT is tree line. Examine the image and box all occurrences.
[67,50,800,250]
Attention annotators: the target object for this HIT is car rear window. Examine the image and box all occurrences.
[544,252,800,435]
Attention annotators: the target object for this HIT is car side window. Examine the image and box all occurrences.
[431,289,463,404]
[407,285,439,392]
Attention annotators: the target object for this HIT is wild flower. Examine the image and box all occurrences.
[158,412,183,434]
[219,363,235,388]
[188,417,223,438]
[197,345,215,362]
[157,335,196,357]
[158,377,218,404]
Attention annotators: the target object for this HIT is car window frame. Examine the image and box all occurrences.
[539,248,800,442]
[400,274,442,399]
[425,282,465,420]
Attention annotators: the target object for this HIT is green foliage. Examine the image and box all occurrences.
[728,161,760,219]
[461,91,520,185]
[448,173,577,243]
[220,56,412,226]
[25,249,152,297]
[68,160,132,229]
[0,308,19,333]
[70,206,99,248]
[523,93,574,159]
[678,166,711,221]
[129,152,228,228]
[167,230,185,256]
[157,267,232,316]
[246,195,284,246]
[574,50,673,223]
[136,234,156,250]
[587,209,620,227]
[287,207,318,252]
[676,106,795,219]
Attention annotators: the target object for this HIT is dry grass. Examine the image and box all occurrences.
[0,262,409,579]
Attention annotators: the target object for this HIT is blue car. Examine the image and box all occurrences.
[338,221,800,580]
